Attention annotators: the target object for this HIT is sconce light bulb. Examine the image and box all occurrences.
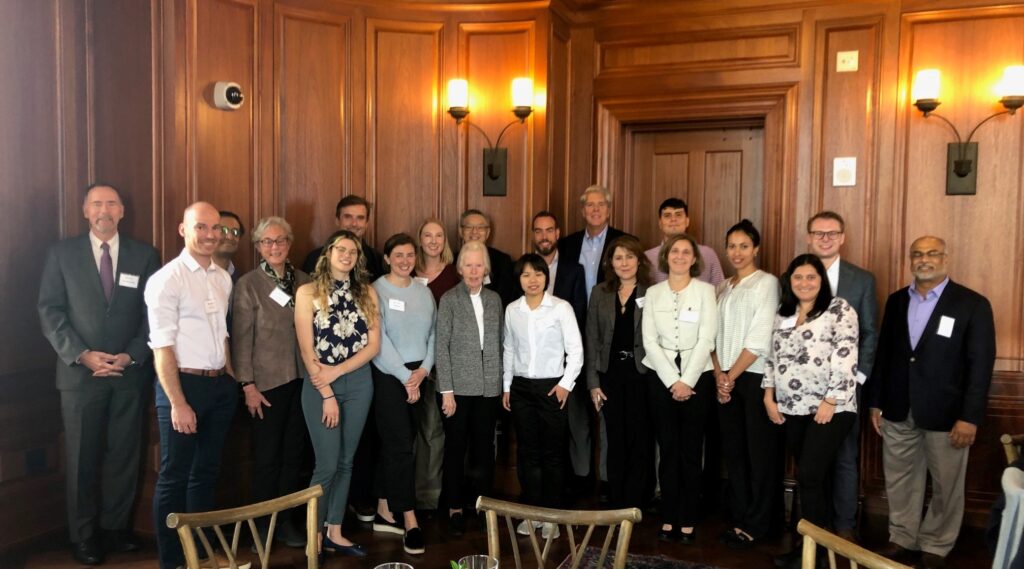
[912,69,941,113]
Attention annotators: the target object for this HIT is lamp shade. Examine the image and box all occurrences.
[912,69,941,102]
[448,79,469,109]
[997,66,1024,98]
[511,78,533,108]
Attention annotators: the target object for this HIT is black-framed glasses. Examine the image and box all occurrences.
[220,226,242,237]
[258,237,290,248]
[809,230,843,241]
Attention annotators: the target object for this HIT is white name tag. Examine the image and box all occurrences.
[118,273,139,288]
[413,277,429,287]
[937,316,955,338]
[484,275,492,285]
[389,298,406,312]
[204,298,219,314]
[678,309,699,323]
[269,287,291,307]
[635,296,646,308]
[780,316,798,330]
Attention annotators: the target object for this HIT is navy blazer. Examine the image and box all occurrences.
[38,234,160,390]
[552,254,588,330]
[557,226,630,288]
[865,280,995,431]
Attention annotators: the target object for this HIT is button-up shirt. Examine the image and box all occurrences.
[89,232,119,274]
[580,226,608,301]
[545,252,559,295]
[645,242,725,286]
[145,248,232,369]
[907,277,949,349]
[641,278,718,388]
[502,293,584,392]
[825,256,841,296]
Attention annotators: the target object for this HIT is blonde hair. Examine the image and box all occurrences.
[415,218,454,271]
[579,184,612,205]
[311,230,378,326]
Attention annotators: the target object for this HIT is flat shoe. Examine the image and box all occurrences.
[658,526,676,542]
[322,535,367,557]
[678,527,696,545]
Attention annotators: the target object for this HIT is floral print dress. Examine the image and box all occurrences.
[312,279,370,365]
[762,296,859,416]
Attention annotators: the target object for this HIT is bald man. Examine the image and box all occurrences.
[145,202,237,569]
[866,236,995,569]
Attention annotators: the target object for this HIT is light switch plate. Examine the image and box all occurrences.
[836,50,859,72]
[833,157,857,187]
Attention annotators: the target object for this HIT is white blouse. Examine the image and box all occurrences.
[502,293,584,392]
[715,270,780,374]
[641,279,718,389]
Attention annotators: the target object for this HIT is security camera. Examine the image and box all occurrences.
[213,81,244,110]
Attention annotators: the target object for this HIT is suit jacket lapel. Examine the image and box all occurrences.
[633,284,647,333]
[77,235,108,305]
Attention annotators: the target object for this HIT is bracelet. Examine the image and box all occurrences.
[821,399,836,406]
[322,394,335,401]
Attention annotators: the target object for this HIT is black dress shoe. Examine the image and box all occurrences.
[449,512,465,537]
[103,529,142,553]
[73,540,104,565]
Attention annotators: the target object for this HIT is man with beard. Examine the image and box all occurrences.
[532,211,586,326]
[213,211,244,280]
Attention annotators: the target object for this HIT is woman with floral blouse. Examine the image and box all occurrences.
[763,253,858,569]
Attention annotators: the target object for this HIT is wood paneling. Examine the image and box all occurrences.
[274,5,349,261]
[367,19,443,243]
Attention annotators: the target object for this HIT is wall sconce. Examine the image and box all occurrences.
[447,77,534,196]
[912,66,1024,195]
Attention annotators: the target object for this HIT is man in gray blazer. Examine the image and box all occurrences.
[38,184,160,566]
[807,210,878,541]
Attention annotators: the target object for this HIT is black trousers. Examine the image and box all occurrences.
[350,382,378,511]
[648,370,714,527]
[600,357,651,509]
[439,394,500,509]
[510,377,569,508]
[372,363,418,514]
[783,411,856,529]
[250,378,308,525]
[717,371,782,538]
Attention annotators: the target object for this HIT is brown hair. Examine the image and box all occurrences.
[807,210,845,233]
[658,233,703,278]
[602,235,653,292]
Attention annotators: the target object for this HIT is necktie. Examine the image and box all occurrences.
[100,242,114,302]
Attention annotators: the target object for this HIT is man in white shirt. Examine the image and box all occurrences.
[145,202,237,569]
[644,198,724,286]
[806,210,878,542]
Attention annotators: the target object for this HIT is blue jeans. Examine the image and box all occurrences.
[153,373,238,569]
[301,364,373,528]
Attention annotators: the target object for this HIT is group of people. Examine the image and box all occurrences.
[38,183,995,569]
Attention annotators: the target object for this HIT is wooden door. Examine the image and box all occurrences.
[626,126,764,278]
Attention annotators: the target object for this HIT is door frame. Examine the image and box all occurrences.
[594,84,798,275]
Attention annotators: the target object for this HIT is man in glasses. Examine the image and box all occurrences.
[458,208,516,307]
[805,210,878,543]
[867,236,994,569]
[214,210,245,280]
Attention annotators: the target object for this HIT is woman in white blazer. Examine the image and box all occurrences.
[642,233,718,544]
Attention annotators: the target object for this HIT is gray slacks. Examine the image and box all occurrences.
[881,412,969,557]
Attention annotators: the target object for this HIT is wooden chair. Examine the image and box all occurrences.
[475,495,641,569]
[166,485,323,569]
[1002,434,1024,464]
[797,519,913,569]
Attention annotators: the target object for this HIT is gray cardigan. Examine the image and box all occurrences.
[434,281,503,397]
[585,283,650,390]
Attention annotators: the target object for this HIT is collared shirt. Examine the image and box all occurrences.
[89,232,120,274]
[645,242,725,286]
[907,277,950,349]
[545,252,559,295]
[145,248,232,369]
[502,293,584,392]
[580,225,608,301]
[470,288,485,349]
[825,257,840,296]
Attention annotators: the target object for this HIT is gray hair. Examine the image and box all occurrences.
[251,216,294,243]
[579,184,612,205]
[457,240,491,275]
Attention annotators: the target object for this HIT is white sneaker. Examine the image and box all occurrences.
[541,523,560,540]
[516,520,542,535]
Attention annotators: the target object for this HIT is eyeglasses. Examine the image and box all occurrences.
[461,224,490,232]
[809,230,843,241]
[910,250,946,260]
[220,227,242,237]
[258,237,290,248]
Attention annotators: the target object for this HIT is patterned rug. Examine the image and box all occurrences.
[557,546,725,569]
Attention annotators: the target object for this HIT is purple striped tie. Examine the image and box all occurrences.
[100,242,114,302]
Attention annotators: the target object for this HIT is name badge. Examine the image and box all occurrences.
[780,316,798,330]
[269,287,291,307]
[937,316,955,338]
[204,298,219,314]
[483,275,492,285]
[678,309,699,323]
[635,296,646,309]
[118,273,140,288]
[389,298,406,312]
[413,277,429,287]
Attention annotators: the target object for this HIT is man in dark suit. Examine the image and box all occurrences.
[867,235,995,569]
[806,210,878,541]
[213,210,244,280]
[38,184,160,566]
[556,184,628,302]
[458,209,517,307]
[302,195,382,279]
[532,211,586,328]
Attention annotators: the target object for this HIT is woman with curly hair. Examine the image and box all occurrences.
[295,229,380,558]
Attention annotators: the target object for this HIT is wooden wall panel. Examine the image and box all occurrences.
[192,0,257,273]
[460,22,535,255]
[702,150,743,262]
[367,20,443,242]
[274,6,349,263]
[546,15,571,225]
